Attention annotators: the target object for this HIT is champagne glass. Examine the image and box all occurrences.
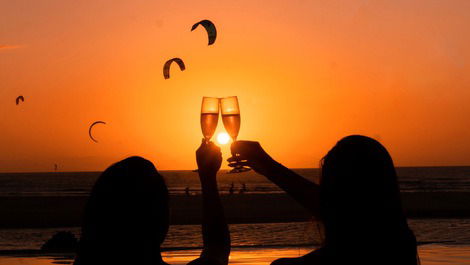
[201,97,220,143]
[220,96,250,173]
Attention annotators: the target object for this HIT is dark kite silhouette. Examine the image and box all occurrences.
[16,95,24,105]
[163,58,186,79]
[191,20,217,45]
[89,121,106,143]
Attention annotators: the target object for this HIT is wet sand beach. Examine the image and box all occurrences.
[1,245,469,265]
[1,192,470,228]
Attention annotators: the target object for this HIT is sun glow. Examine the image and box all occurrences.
[217,132,231,145]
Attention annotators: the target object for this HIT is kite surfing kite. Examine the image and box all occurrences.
[191,20,217,45]
[16,95,24,105]
[163,58,186,79]
[88,121,106,143]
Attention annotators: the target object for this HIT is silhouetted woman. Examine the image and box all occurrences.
[230,135,419,265]
[74,141,229,265]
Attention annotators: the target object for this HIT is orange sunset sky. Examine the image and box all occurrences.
[1,0,470,172]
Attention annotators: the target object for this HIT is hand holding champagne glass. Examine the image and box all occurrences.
[220,96,250,173]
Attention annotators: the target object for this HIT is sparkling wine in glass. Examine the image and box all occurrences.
[220,96,250,173]
[201,97,220,143]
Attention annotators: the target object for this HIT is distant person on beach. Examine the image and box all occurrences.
[74,140,230,265]
[239,183,247,194]
[230,135,419,265]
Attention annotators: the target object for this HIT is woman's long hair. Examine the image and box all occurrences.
[319,135,418,264]
[74,156,169,265]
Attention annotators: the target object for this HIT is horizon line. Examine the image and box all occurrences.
[2,165,470,174]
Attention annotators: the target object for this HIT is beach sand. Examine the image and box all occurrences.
[0,245,469,265]
[1,192,470,228]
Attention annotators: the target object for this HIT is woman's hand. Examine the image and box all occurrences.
[194,140,230,265]
[196,139,222,178]
[229,141,276,175]
[231,140,321,215]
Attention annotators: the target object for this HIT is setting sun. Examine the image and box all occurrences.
[217,132,230,145]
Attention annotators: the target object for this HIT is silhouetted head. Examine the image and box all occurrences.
[319,135,417,264]
[75,156,169,265]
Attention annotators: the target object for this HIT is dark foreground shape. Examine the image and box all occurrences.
[229,135,420,265]
[74,156,169,265]
[41,231,78,252]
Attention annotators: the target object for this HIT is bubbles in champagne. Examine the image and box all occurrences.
[201,113,219,141]
[222,114,240,140]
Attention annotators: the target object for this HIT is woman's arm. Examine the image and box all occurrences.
[230,141,320,216]
[189,141,230,265]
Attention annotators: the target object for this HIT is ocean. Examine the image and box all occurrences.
[0,167,470,252]
[2,167,470,196]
